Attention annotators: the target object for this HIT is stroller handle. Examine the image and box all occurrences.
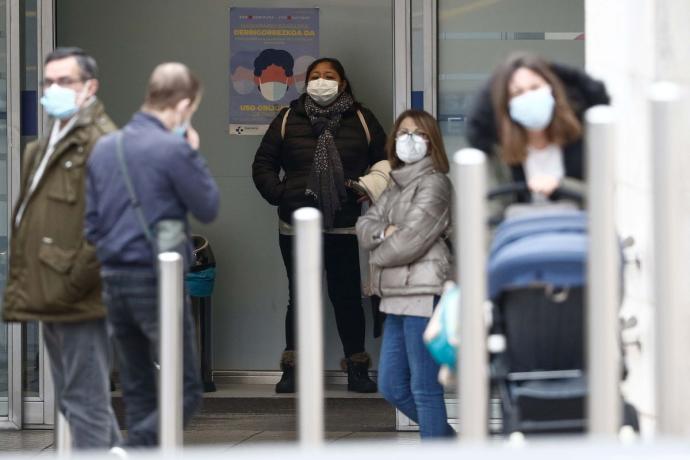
[487,181,585,205]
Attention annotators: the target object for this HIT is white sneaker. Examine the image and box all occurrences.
[109,446,129,459]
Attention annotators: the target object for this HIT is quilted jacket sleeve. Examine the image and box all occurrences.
[370,173,451,267]
[356,186,393,251]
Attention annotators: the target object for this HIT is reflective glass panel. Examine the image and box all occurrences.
[0,0,10,418]
[438,0,585,154]
[21,0,39,398]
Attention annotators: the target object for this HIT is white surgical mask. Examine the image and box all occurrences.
[259,79,288,102]
[307,78,339,106]
[508,86,555,131]
[395,133,428,164]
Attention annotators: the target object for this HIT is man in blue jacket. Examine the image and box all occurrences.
[85,62,219,447]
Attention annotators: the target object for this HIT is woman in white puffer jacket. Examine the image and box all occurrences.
[356,109,454,439]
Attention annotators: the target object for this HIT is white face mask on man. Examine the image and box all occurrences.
[395,133,428,164]
[306,78,340,106]
[40,83,90,120]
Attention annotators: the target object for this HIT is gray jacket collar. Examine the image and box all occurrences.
[390,156,435,188]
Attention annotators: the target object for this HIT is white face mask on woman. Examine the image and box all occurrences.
[508,86,555,131]
[395,133,428,164]
[306,78,339,106]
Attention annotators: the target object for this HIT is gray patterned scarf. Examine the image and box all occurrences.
[304,91,354,229]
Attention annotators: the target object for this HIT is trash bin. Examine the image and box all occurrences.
[186,234,217,392]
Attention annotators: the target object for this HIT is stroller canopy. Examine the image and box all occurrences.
[488,210,587,299]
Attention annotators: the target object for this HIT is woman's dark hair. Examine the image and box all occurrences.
[387,109,449,173]
[490,52,581,165]
[304,57,354,97]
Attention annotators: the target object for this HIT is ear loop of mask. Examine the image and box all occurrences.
[77,80,92,105]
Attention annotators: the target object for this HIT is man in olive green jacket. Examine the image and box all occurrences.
[2,48,120,449]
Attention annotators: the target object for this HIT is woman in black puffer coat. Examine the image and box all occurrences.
[466,52,610,200]
[252,57,387,394]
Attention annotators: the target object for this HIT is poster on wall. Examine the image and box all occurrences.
[229,7,319,135]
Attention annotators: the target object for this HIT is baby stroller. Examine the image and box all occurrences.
[486,182,638,435]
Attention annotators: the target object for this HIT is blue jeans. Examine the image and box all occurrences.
[102,269,202,447]
[378,314,454,439]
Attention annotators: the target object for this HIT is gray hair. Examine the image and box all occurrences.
[45,47,99,80]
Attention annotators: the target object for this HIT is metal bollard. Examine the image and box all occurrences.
[453,149,488,442]
[56,411,72,458]
[585,105,621,436]
[650,82,690,437]
[294,208,325,447]
[158,252,184,449]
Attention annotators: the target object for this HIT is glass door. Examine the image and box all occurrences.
[395,0,586,432]
[437,0,585,154]
[1,0,54,430]
[21,0,55,428]
[0,0,8,419]
[1,0,22,430]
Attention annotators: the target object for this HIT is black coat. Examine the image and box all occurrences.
[252,93,387,227]
[466,63,610,184]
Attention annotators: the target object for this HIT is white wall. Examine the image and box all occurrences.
[586,0,690,437]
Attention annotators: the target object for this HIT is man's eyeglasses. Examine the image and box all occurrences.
[40,77,85,88]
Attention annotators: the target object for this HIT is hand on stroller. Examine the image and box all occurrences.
[528,174,559,196]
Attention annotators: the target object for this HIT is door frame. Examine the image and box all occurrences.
[23,0,55,428]
[393,0,411,118]
[0,0,23,431]
[0,0,55,430]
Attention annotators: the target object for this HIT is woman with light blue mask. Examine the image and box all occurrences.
[467,52,610,200]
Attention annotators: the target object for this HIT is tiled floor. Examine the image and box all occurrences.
[0,430,54,454]
[1,341,655,455]
[0,428,419,453]
[0,383,417,453]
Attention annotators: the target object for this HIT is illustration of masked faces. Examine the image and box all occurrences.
[231,65,255,95]
[254,64,293,102]
[293,55,315,94]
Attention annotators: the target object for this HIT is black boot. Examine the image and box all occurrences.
[275,351,295,393]
[343,352,377,393]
